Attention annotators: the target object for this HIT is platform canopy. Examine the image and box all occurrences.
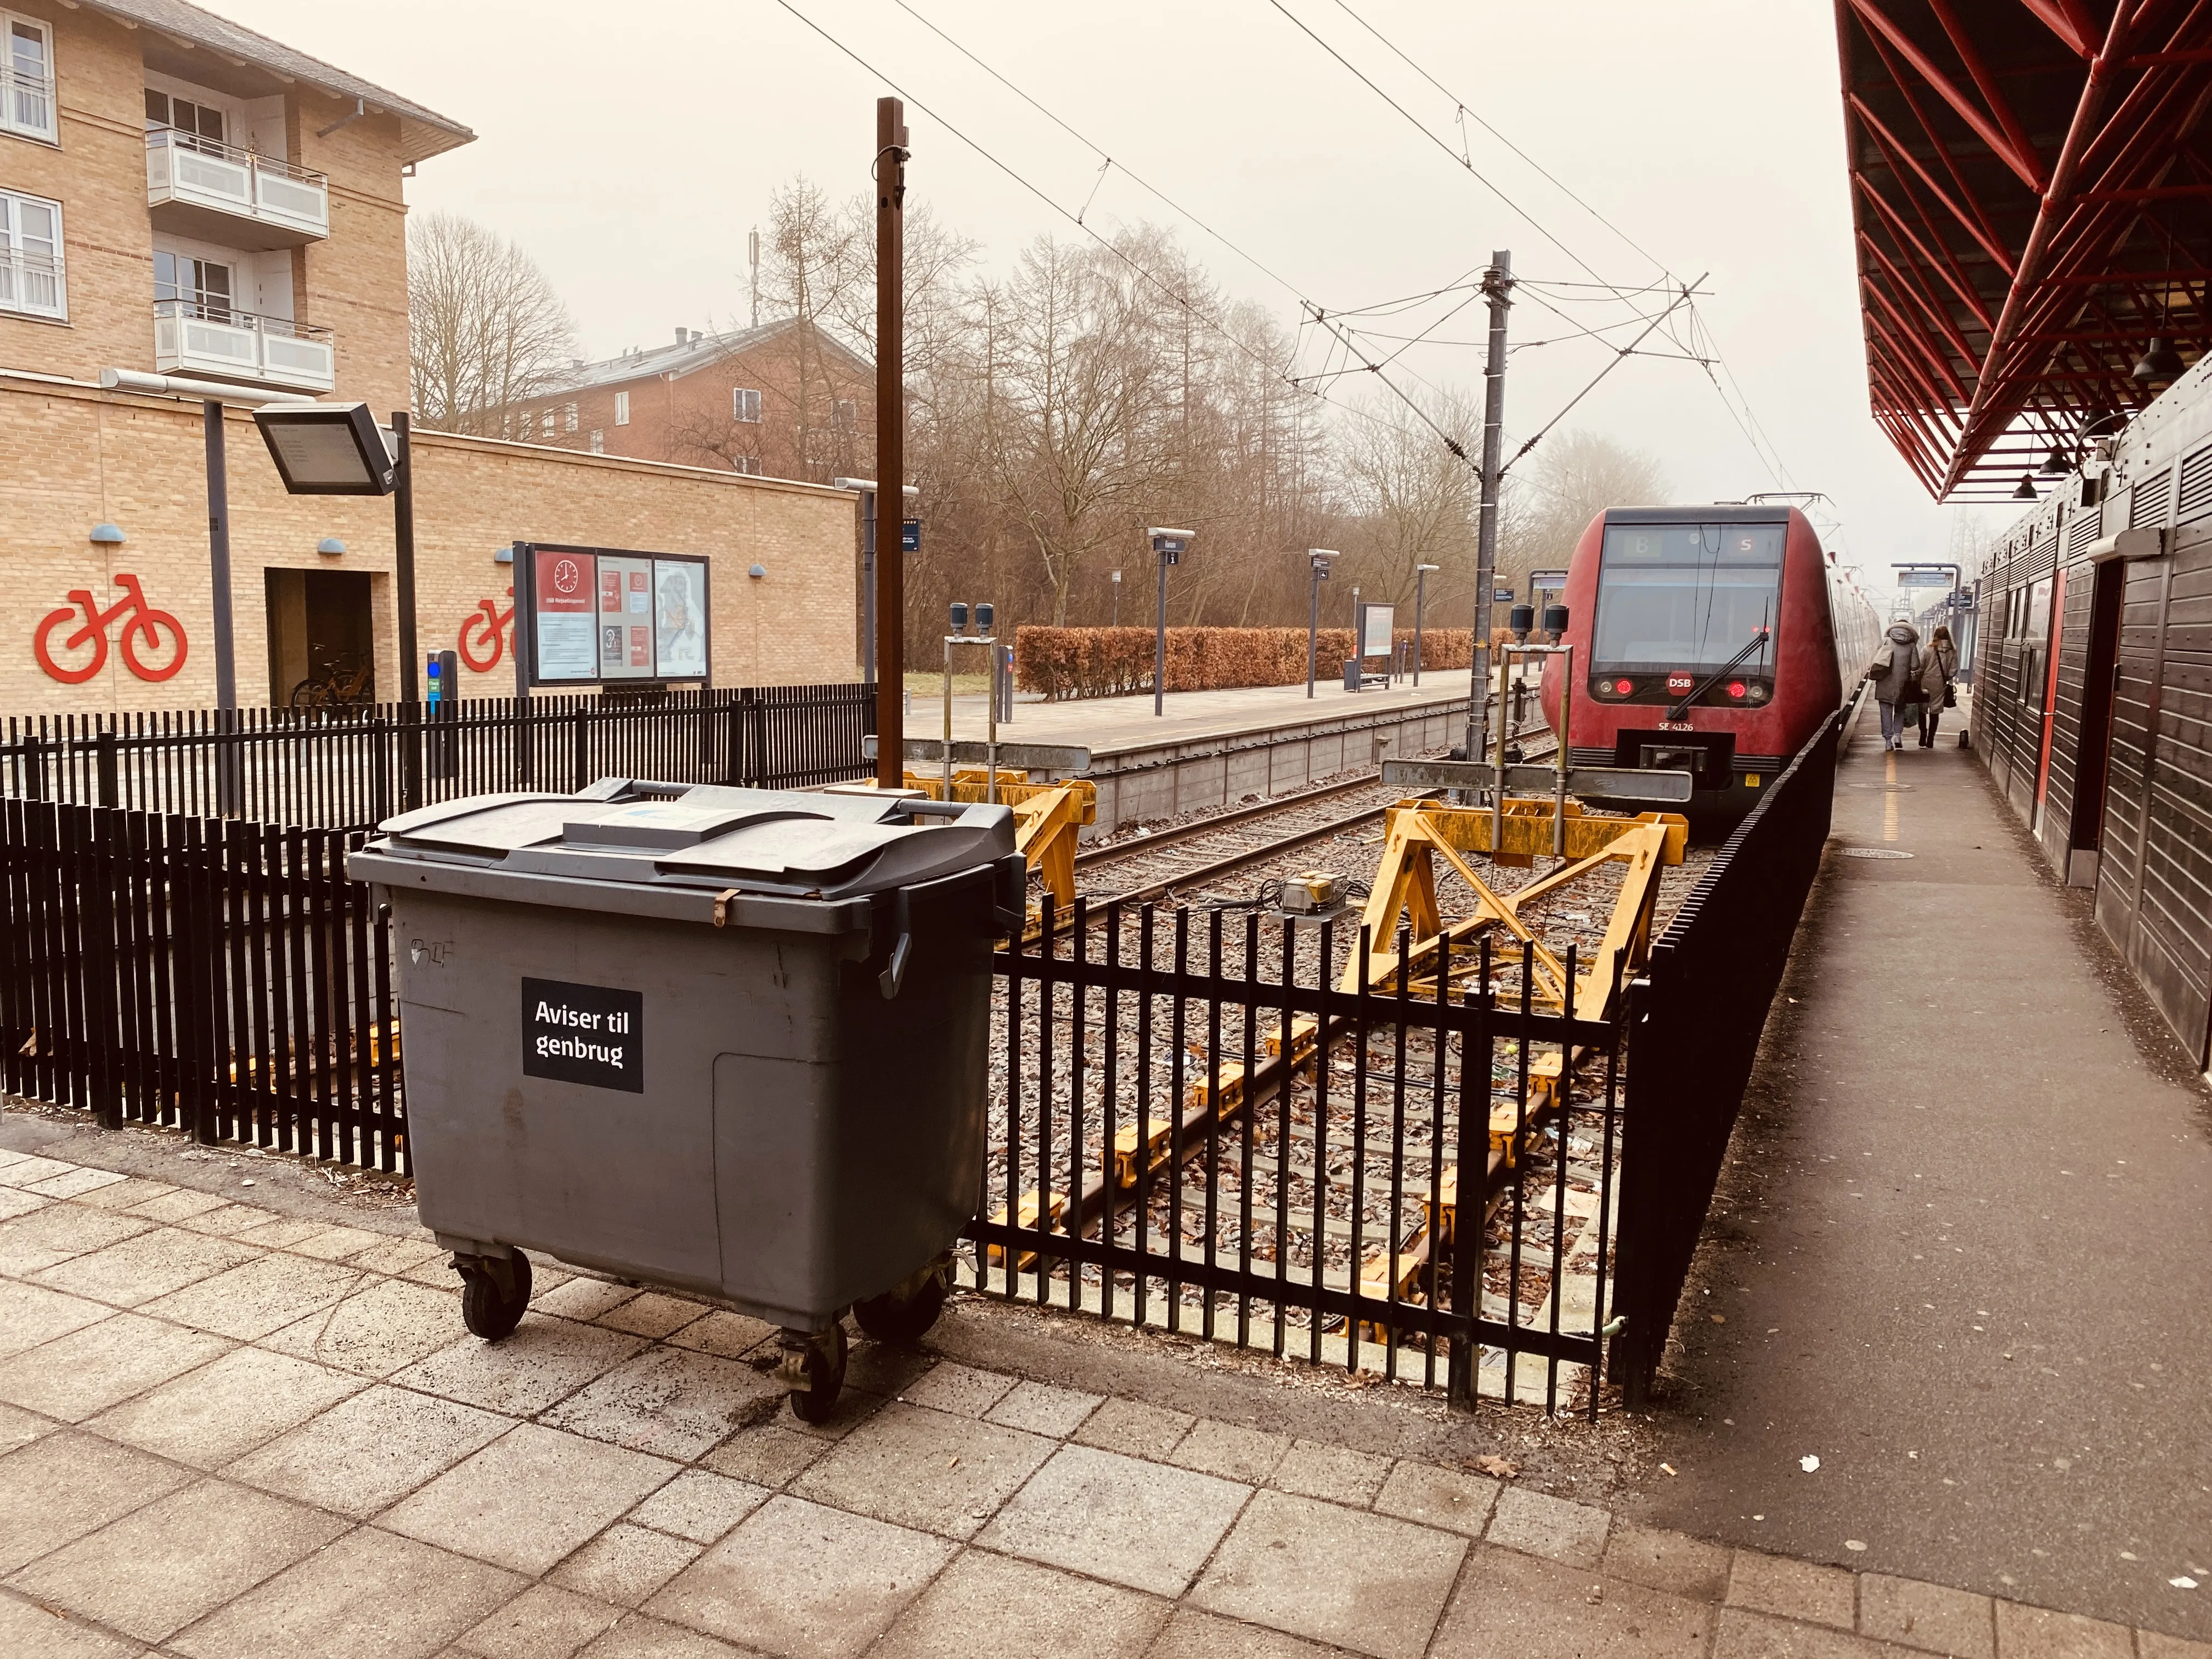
[1838,1,2212,500]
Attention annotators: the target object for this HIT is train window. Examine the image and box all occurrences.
[2020,577,2053,711]
[1590,522,1783,675]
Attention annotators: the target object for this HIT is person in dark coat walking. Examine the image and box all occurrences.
[1917,624,1959,747]
[1866,622,1923,751]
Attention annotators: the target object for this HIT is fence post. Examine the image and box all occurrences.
[572,700,591,792]
[20,731,43,802]
[95,727,118,809]
[1610,972,1657,1408]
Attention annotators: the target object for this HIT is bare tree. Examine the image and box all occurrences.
[1503,428,1668,585]
[1334,388,1482,613]
[408,211,578,437]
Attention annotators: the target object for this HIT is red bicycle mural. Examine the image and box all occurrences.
[457,589,515,673]
[34,574,188,684]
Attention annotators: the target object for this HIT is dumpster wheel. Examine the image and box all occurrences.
[854,1260,949,1345]
[455,1251,533,1341]
[780,1322,849,1424]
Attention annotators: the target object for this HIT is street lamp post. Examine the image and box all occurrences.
[1148,528,1193,717]
[832,477,919,684]
[1306,549,1336,697]
[1413,562,1440,686]
[1111,569,1121,627]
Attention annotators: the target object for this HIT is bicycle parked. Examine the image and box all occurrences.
[290,649,376,711]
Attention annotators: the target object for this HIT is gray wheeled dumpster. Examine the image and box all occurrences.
[347,777,1022,1420]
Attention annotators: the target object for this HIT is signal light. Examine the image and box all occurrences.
[1614,679,1633,695]
[1728,681,1747,699]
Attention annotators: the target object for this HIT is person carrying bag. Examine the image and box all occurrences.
[1866,622,1924,752]
[1918,624,1960,747]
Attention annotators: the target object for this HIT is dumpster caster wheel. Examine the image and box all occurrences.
[455,1251,532,1342]
[854,1263,948,1345]
[779,1323,848,1424]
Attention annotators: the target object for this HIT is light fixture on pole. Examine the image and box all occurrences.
[1305,550,1336,698]
[1413,563,1440,686]
[1148,528,1193,717]
[1110,568,1121,627]
[833,477,919,685]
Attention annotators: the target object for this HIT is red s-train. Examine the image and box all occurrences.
[1538,505,1878,825]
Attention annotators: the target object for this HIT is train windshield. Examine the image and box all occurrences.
[1590,522,1783,673]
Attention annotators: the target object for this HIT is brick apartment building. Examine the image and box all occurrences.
[0,0,858,713]
[519,318,876,486]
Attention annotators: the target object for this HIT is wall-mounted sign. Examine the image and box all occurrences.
[34,574,188,684]
[511,543,711,687]
[900,520,921,553]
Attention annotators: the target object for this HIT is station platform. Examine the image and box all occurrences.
[1627,693,2212,1639]
[927,675,1479,751]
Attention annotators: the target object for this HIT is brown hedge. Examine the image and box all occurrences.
[1014,626,1477,699]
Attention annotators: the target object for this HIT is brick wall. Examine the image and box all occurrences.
[0,375,861,714]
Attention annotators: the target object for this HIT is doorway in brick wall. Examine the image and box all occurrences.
[266,568,375,708]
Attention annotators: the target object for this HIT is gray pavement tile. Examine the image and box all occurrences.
[30,1226,263,1308]
[977,1443,1251,1598]
[627,1471,770,1544]
[232,1216,330,1250]
[1859,1573,1994,1657]
[702,1424,828,1488]
[24,1166,127,1199]
[259,1277,465,1378]
[0,1400,52,1456]
[348,1235,448,1279]
[1728,1549,1859,1632]
[549,1524,706,1609]
[898,1360,1015,1418]
[532,1278,640,1322]
[1269,1440,1392,1506]
[171,1524,524,1659]
[594,1291,707,1339]
[0,1153,75,1186]
[1432,1543,1716,1657]
[1485,1483,1611,1570]
[1712,1607,1909,1657]
[664,1310,777,1361]
[0,1429,191,1573]
[381,1424,682,1576]
[1600,1520,1733,1603]
[2140,1635,2212,1659]
[0,1282,112,1358]
[289,1224,391,1261]
[645,1494,954,1659]
[872,1546,1169,1659]
[126,1187,230,1223]
[575,1611,754,1659]
[69,1177,177,1213]
[1372,1461,1499,1538]
[0,1309,231,1420]
[394,1316,646,1417]
[841,1339,933,1400]
[791,1402,1056,1540]
[84,1346,368,1468]
[228,1384,511,1519]
[540,1345,781,1461]
[1990,1600,2135,1658]
[173,1201,274,1237]
[138,1252,361,1341]
[0,1188,46,1222]
[1172,1418,1293,1485]
[1072,1396,1194,1460]
[1191,1489,1466,1659]
[1148,1607,1344,1657]
[455,1583,624,1659]
[982,1379,1103,1438]
[0,1586,147,1658]
[0,1204,149,1277]
[8,1476,347,1643]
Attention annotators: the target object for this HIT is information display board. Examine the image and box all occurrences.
[513,543,712,688]
[1359,602,1396,658]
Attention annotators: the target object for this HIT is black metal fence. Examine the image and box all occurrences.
[1606,692,1860,1405]
[1,682,874,832]
[970,897,1628,1412]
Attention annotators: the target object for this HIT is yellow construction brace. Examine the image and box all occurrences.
[901,769,1097,927]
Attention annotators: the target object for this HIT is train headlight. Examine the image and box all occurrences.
[1749,684,1770,704]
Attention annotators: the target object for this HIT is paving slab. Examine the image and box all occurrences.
[173,1201,273,1237]
[396,1316,645,1417]
[381,1423,681,1576]
[540,1345,781,1460]
[347,1235,447,1279]
[0,1400,52,1457]
[1270,1439,1392,1506]
[0,1203,149,1276]
[8,1475,347,1642]
[1711,1606,1908,1657]
[548,1523,706,1609]
[228,1383,511,1519]
[23,1165,127,1199]
[575,1611,753,1658]
[0,1188,46,1222]
[981,1378,1102,1438]
[1148,1606,1344,1657]
[259,1277,464,1378]
[531,1278,640,1323]
[287,1223,391,1261]
[1433,1542,1716,1657]
[1485,1483,1612,1569]
[594,1291,707,1339]
[1072,1396,1195,1459]
[646,1494,955,1658]
[68,1176,178,1212]
[1729,1549,1859,1632]
[663,1310,776,1360]
[83,1346,368,1468]
[0,1278,113,1359]
[977,1443,1250,1598]
[1601,1520,1734,1603]
[1172,1417,1293,1484]
[454,1583,624,1659]
[1859,1572,1995,1657]
[126,1187,230,1223]
[0,1427,193,1573]
[1991,1600,2135,1658]
[138,1251,360,1340]
[30,1225,262,1308]
[1191,1489,1466,1659]
[1373,1460,1501,1538]
[702,1424,828,1488]
[170,1524,523,1659]
[0,1153,77,1187]
[626,1471,770,1544]
[897,1359,1016,1418]
[0,1586,148,1659]
[0,1307,230,1420]
[792,1401,1056,1539]
[871,1546,1170,1659]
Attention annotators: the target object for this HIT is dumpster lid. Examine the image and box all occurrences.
[368,780,1015,901]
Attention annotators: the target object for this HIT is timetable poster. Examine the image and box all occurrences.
[597,554,656,680]
[533,548,597,682]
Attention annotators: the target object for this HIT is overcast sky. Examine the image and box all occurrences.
[206,0,1994,579]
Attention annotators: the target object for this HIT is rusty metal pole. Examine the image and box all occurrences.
[873,98,909,788]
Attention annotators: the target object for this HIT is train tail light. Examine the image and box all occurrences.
[1727,680,1747,699]
[1612,678,1633,696]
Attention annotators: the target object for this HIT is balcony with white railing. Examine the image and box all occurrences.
[145,128,329,249]
[153,300,336,392]
[0,248,63,320]
[2,64,55,142]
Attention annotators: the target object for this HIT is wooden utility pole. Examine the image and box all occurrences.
[873,97,909,787]
[1468,250,1513,762]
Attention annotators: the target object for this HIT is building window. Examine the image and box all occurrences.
[732,455,761,476]
[832,398,857,431]
[732,387,762,423]
[152,248,232,320]
[541,409,556,438]
[614,390,630,426]
[589,429,604,454]
[3,13,54,143]
[564,402,578,433]
[0,188,64,318]
[143,87,225,147]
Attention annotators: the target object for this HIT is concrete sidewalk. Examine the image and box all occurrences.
[1628,698,2212,1638]
[0,1142,2203,1658]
